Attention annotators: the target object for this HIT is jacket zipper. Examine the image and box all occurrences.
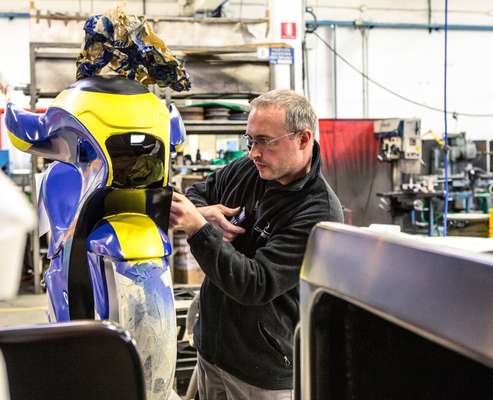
[258,322,291,367]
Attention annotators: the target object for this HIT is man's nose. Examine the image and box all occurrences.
[248,143,261,160]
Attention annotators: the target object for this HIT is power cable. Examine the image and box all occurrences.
[303,7,318,98]
[310,30,493,118]
[305,7,318,34]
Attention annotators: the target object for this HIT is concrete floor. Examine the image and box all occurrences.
[0,293,49,328]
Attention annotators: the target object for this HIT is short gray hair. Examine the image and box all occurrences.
[249,89,317,133]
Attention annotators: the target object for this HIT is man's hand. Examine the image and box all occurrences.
[197,204,246,242]
[170,192,208,236]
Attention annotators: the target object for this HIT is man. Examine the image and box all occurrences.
[170,89,343,399]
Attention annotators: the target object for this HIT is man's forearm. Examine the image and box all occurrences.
[188,223,302,306]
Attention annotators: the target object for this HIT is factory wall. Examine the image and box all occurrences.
[0,0,493,142]
[305,0,493,140]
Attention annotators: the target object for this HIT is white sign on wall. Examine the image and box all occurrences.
[269,47,294,65]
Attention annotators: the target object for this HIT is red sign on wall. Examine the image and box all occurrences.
[281,22,297,39]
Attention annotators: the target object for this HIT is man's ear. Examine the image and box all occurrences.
[299,129,313,150]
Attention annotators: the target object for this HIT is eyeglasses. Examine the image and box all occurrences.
[242,131,299,150]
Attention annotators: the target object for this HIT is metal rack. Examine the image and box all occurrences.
[27,42,294,104]
[28,42,80,109]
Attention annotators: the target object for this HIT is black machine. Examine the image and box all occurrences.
[374,120,493,235]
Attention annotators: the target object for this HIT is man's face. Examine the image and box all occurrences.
[246,105,304,185]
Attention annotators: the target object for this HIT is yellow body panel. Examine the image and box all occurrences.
[104,189,147,216]
[105,213,164,260]
[175,143,185,153]
[51,89,170,186]
[7,131,32,152]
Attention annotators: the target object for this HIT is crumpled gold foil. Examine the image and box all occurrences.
[76,7,191,91]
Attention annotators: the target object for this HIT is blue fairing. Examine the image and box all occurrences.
[169,104,186,149]
[115,258,174,319]
[87,220,124,260]
[78,138,98,162]
[43,162,82,257]
[6,105,107,173]
[44,248,70,322]
[5,105,48,143]
[157,227,173,256]
[14,106,110,324]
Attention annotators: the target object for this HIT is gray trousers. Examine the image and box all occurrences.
[196,354,292,400]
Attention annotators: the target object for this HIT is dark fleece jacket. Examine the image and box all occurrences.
[186,141,343,389]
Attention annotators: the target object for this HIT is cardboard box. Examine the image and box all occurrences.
[174,267,204,285]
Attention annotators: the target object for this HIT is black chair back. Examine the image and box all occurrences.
[0,321,145,400]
